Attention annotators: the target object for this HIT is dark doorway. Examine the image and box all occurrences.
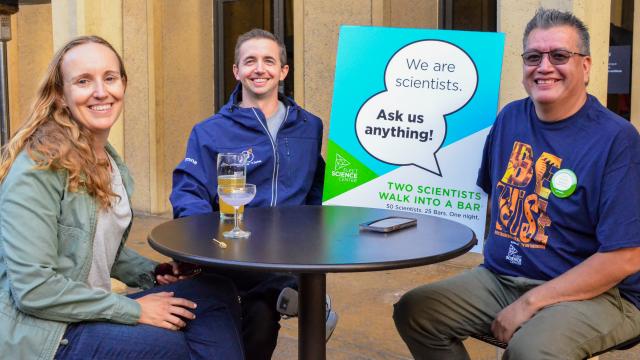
[608,0,634,120]
[214,0,294,111]
[439,0,497,32]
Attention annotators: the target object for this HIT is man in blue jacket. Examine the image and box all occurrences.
[171,29,325,359]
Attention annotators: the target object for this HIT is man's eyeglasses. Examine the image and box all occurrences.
[521,49,588,66]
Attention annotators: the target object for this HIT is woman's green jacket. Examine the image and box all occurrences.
[0,145,157,359]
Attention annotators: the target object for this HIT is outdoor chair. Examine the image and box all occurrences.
[471,333,640,360]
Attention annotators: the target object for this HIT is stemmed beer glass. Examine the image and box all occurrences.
[217,153,247,220]
[217,184,256,238]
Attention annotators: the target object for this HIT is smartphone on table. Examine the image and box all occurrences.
[359,216,417,233]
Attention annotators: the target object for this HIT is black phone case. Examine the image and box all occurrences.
[359,216,417,233]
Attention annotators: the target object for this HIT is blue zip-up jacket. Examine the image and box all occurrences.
[170,85,325,218]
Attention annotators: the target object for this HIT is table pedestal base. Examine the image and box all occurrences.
[299,273,326,360]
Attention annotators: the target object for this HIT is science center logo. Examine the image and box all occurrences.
[332,153,358,182]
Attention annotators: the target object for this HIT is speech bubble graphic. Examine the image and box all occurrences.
[355,39,478,176]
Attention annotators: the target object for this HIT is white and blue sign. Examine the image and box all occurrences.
[323,26,505,251]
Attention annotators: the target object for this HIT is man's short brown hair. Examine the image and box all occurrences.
[234,28,288,66]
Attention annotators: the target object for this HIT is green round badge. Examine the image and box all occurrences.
[550,169,577,198]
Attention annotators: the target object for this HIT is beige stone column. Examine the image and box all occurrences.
[51,0,124,154]
[7,4,53,134]
[369,0,438,28]
[155,0,214,214]
[123,0,214,214]
[297,0,374,156]
[497,1,611,109]
[122,0,162,213]
[572,0,611,103]
[293,0,306,106]
[296,0,438,156]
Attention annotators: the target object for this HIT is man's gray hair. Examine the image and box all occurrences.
[523,8,590,55]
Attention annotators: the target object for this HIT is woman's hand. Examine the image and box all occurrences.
[136,291,197,330]
[155,262,181,285]
[154,261,201,285]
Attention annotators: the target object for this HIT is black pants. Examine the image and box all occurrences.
[204,268,297,360]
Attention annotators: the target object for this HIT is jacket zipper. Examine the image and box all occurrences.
[273,106,291,206]
[251,106,291,207]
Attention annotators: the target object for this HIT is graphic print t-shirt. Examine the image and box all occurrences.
[478,95,640,308]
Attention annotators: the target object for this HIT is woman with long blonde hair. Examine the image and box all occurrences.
[0,36,243,359]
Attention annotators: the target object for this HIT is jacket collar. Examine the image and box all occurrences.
[225,82,301,116]
[220,83,310,128]
[105,143,134,197]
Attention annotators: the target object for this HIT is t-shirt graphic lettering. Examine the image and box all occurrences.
[495,141,561,249]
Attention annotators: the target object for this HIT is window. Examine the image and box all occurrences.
[439,0,496,32]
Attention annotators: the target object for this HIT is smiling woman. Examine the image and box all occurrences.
[0,36,244,360]
[60,42,125,144]
[0,37,129,206]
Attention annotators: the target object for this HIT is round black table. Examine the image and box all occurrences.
[148,205,477,360]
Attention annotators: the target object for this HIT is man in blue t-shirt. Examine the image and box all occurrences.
[393,8,640,360]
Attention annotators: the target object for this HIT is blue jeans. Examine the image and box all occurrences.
[55,274,244,360]
[205,267,297,360]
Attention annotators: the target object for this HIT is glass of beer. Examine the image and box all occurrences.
[217,153,247,220]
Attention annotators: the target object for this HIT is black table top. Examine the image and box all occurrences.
[148,205,477,273]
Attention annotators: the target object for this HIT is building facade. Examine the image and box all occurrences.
[5,0,638,214]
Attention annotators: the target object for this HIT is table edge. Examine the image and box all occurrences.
[148,233,478,274]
